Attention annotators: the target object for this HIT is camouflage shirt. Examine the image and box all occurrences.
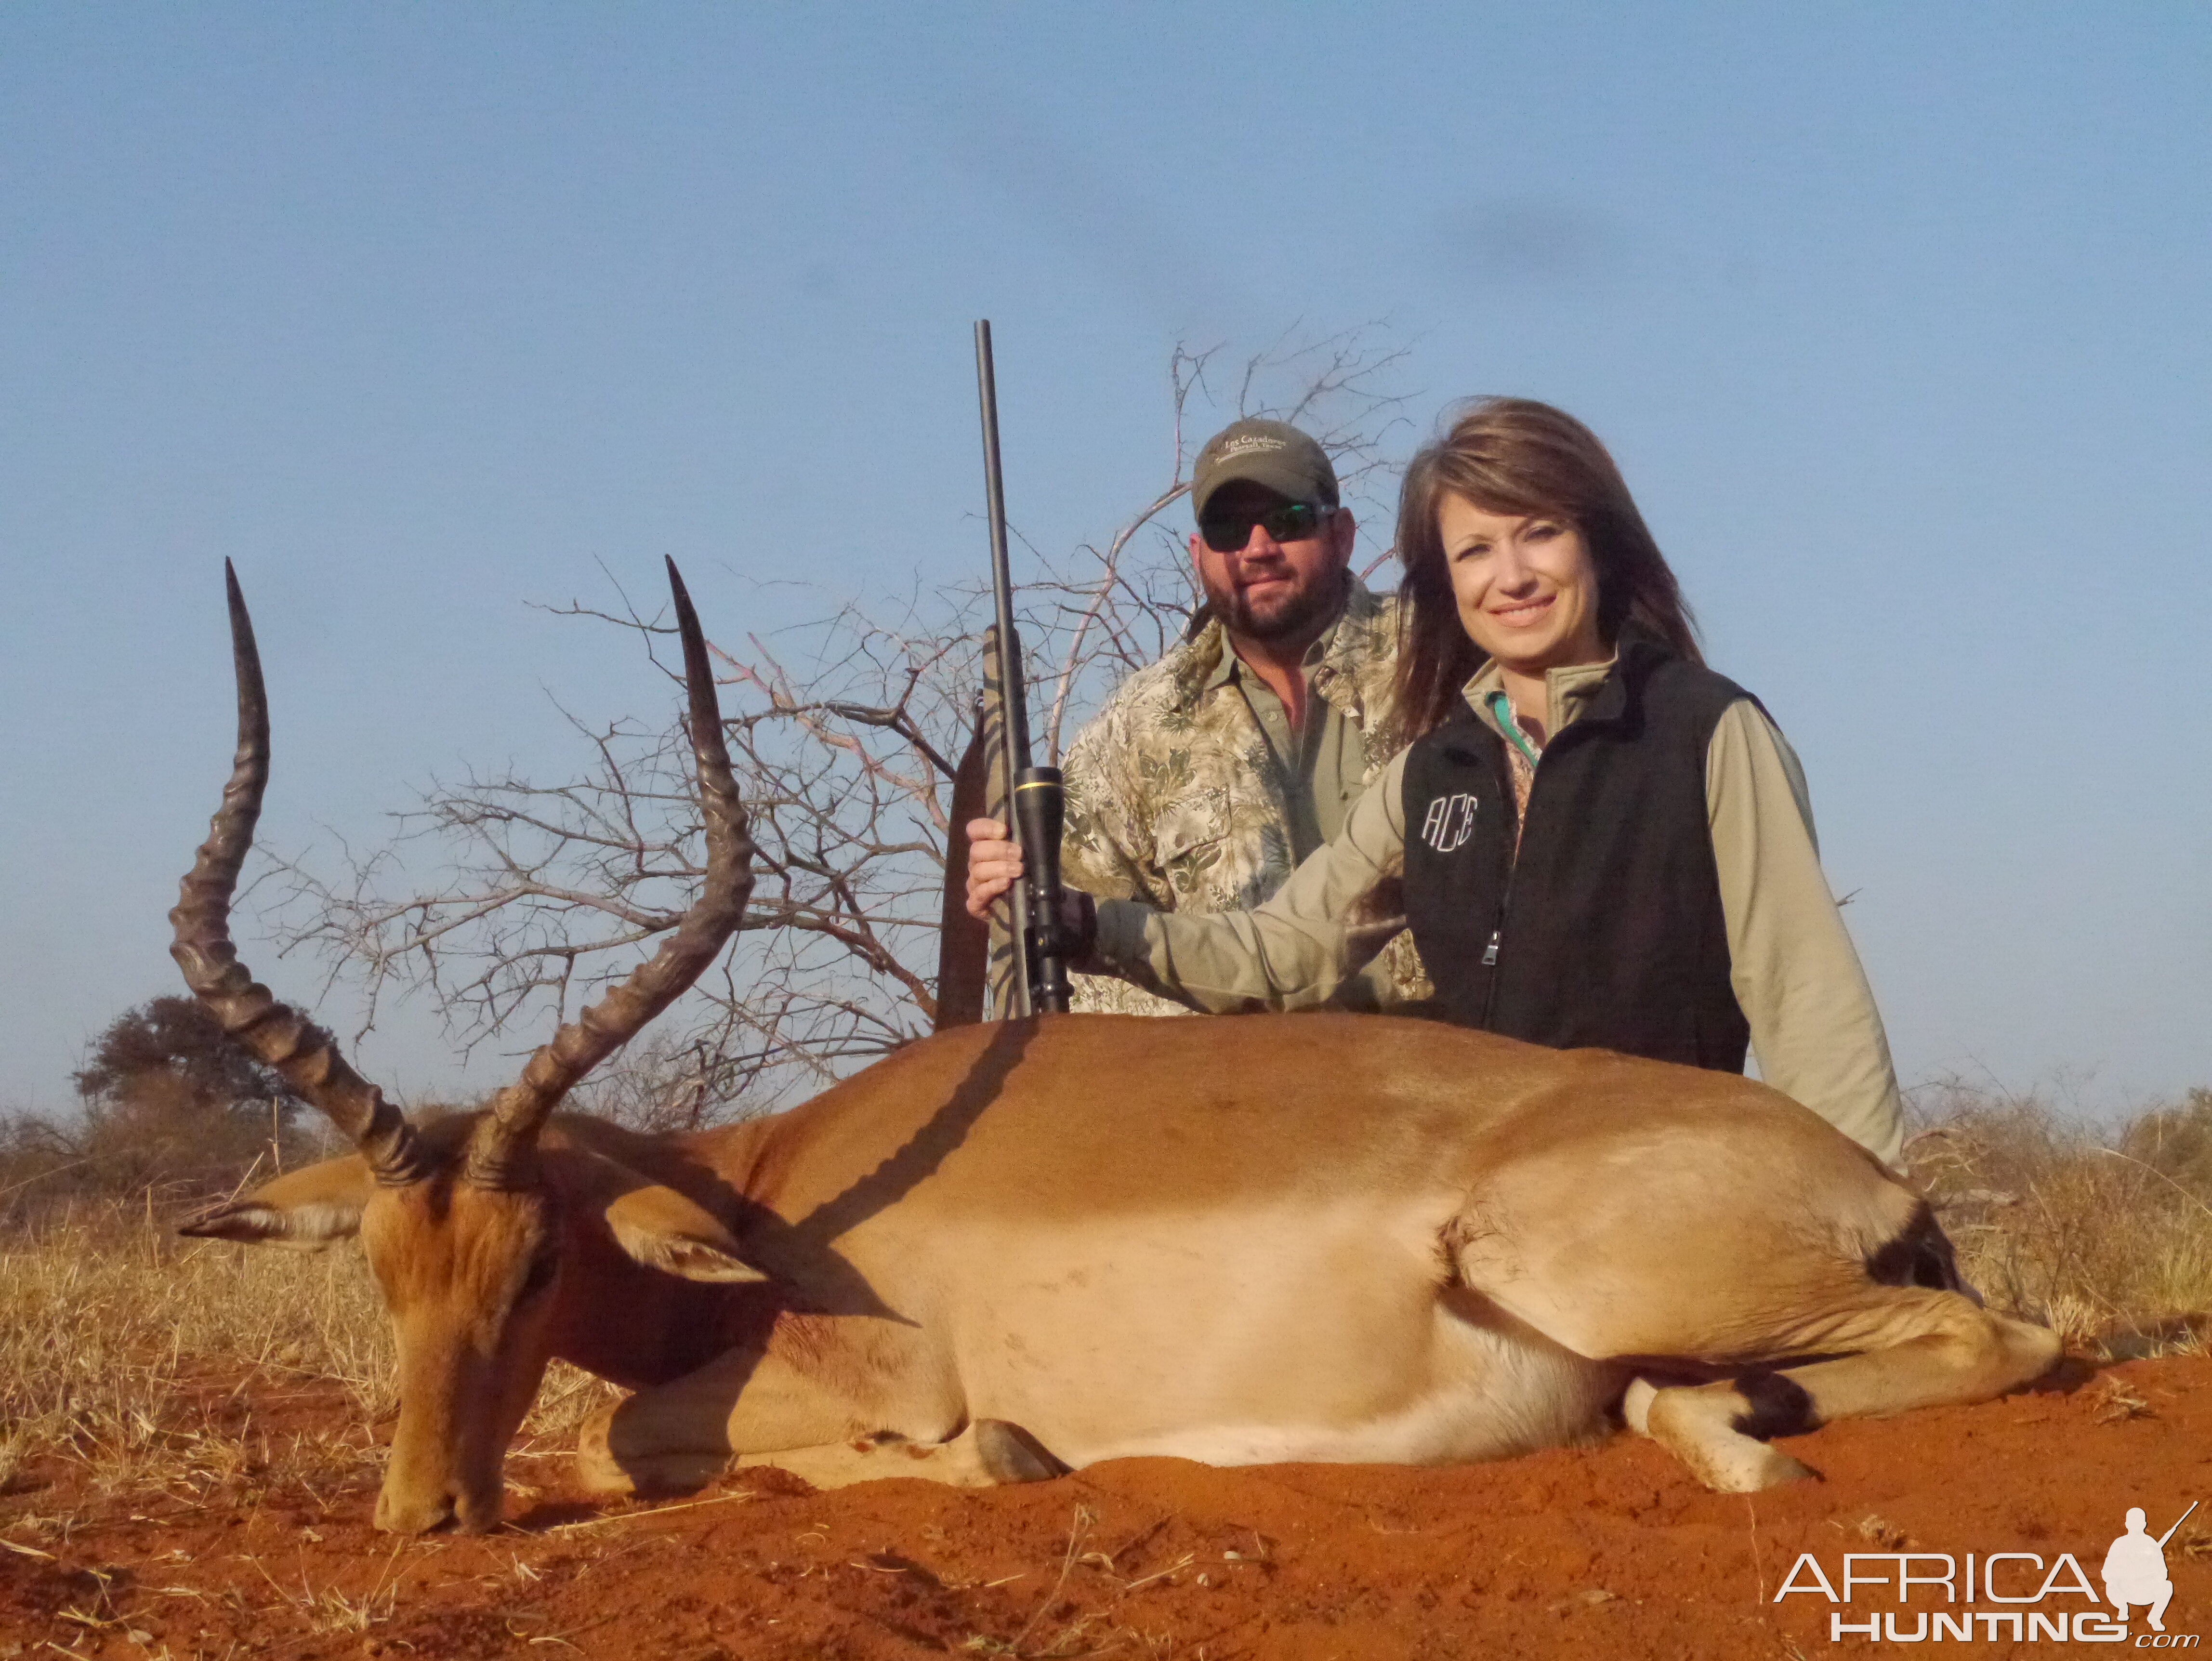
[1057,579,1430,1015]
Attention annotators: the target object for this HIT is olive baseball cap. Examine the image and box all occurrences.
[1190,419,1340,523]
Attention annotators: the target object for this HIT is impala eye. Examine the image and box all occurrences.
[518,1251,558,1302]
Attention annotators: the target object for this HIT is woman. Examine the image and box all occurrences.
[968,398,1903,1165]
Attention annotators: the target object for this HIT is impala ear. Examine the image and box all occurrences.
[179,1155,375,1249]
[601,1181,770,1283]
[600,1180,769,1283]
[548,1145,769,1284]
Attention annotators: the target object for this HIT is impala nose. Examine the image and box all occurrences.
[452,1484,505,1535]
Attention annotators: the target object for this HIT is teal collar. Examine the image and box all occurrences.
[1487,690,1544,767]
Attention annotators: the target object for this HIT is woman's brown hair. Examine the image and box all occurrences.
[1392,397,1701,738]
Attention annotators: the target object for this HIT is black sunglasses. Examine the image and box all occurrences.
[1198,501,1336,553]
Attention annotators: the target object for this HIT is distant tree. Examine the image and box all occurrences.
[0,997,329,1212]
[73,995,305,1124]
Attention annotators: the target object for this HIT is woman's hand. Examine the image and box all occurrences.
[964,817,1024,920]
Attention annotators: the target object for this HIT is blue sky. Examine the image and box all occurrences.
[3,3,2207,1116]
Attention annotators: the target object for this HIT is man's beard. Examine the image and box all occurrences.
[1203,569,1348,644]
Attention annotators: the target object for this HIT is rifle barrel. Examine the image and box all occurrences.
[974,322,1031,767]
[972,321,1069,1015]
[2157,1499,2199,1547]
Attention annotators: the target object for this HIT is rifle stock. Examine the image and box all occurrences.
[933,695,991,1030]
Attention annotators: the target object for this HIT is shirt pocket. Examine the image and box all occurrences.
[1154,813,1230,900]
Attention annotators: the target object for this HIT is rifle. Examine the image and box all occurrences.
[973,319,1071,1017]
[2156,1500,2200,1548]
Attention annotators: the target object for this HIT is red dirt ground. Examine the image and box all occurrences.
[4,1356,2209,1660]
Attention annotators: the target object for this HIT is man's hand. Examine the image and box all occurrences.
[963,817,1097,963]
[964,817,1024,920]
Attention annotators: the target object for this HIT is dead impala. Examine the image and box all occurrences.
[174,563,2059,1534]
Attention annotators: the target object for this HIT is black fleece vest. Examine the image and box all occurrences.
[1400,639,1753,1071]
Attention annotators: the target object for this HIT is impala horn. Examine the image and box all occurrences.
[171,562,424,1186]
[463,558,754,1189]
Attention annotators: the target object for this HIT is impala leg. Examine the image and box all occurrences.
[576,1339,1060,1496]
[578,1344,833,1496]
[729,1420,1066,1490]
[1637,1289,2061,1492]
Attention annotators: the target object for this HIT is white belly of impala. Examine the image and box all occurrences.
[1056,1305,1621,1469]
[936,1203,1624,1472]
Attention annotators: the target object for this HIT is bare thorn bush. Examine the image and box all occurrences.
[1905,1081,2212,1354]
[271,328,1418,1116]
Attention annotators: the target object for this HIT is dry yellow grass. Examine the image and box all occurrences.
[0,1195,617,1511]
[1905,1083,2212,1352]
[1,1084,2205,1509]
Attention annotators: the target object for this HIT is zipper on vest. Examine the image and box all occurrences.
[1477,728,1540,1024]
[1477,849,1519,1025]
[1478,878,1514,1027]
[1475,688,1540,1013]
[1469,687,1579,1028]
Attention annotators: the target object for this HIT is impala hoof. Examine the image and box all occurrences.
[974,1419,1067,1485]
[1702,1441,1818,1493]
[1621,1378,1659,1435]
[1643,1386,1821,1492]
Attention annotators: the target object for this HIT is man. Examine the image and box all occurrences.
[1051,417,1426,1015]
